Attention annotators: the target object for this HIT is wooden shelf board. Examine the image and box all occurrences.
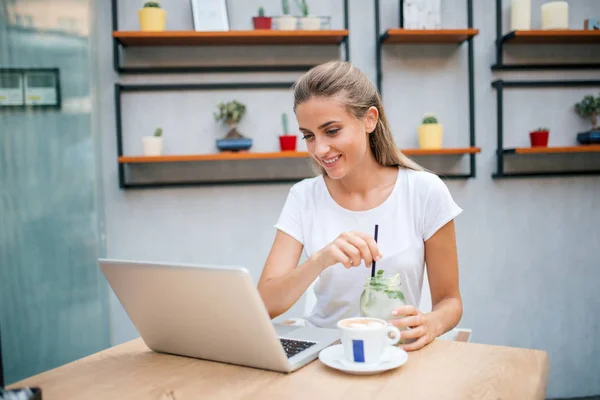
[382,29,479,44]
[506,145,600,154]
[119,147,481,164]
[119,151,311,164]
[503,30,600,44]
[403,147,481,156]
[113,30,349,46]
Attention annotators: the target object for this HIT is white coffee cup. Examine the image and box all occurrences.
[337,317,401,364]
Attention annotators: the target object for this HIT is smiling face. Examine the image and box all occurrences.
[296,96,378,180]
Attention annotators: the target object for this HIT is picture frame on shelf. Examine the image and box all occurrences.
[190,0,230,31]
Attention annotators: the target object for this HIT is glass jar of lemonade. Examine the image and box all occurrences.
[359,270,407,342]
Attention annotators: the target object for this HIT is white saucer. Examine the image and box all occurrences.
[318,344,408,375]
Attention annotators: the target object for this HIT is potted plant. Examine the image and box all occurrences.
[417,114,443,149]
[279,112,297,151]
[295,0,321,30]
[214,100,252,152]
[277,0,297,30]
[574,94,600,145]
[253,6,272,30]
[529,127,549,147]
[143,128,163,156]
[138,1,166,31]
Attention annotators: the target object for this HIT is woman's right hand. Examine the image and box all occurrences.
[311,231,382,271]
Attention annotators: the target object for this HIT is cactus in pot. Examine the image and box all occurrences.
[279,112,297,151]
[277,0,297,30]
[418,114,443,149]
[138,1,166,31]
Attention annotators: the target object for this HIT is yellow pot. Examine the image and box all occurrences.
[418,124,443,149]
[138,8,166,31]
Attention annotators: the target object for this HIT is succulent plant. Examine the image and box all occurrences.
[153,128,163,137]
[295,0,309,17]
[282,0,290,15]
[143,1,161,8]
[258,6,265,17]
[422,114,438,124]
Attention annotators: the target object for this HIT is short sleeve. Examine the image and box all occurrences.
[274,187,304,245]
[421,175,463,241]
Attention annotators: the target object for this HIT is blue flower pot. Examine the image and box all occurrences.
[216,138,253,152]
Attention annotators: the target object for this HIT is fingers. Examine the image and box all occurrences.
[334,239,361,267]
[392,305,419,317]
[402,335,430,352]
[351,231,382,264]
[398,326,425,340]
[330,247,352,268]
[340,232,380,267]
[390,315,423,329]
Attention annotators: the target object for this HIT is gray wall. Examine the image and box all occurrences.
[97,0,600,398]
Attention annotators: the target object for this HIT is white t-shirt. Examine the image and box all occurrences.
[274,167,463,329]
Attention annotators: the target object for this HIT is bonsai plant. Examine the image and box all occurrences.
[138,1,166,31]
[213,100,252,151]
[143,128,163,156]
[417,114,443,149]
[277,0,297,30]
[279,112,297,151]
[295,0,321,30]
[529,127,549,147]
[574,94,600,145]
[253,6,272,30]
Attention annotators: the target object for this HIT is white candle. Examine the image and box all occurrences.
[511,0,531,31]
[541,1,569,30]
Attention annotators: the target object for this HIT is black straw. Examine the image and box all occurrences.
[371,224,379,277]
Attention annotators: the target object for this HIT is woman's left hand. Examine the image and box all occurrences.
[389,305,439,352]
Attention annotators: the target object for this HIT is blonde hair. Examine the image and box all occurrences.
[293,61,422,175]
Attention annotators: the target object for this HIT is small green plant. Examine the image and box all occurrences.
[281,112,289,134]
[258,6,265,17]
[153,128,163,137]
[143,1,161,8]
[422,114,438,124]
[295,0,309,16]
[282,0,290,15]
[531,127,549,132]
[214,100,247,139]
[575,94,600,130]
[214,100,246,125]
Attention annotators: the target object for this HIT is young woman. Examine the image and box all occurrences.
[257,61,463,352]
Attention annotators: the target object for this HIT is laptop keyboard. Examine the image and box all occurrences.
[279,338,317,358]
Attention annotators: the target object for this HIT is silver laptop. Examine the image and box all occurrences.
[98,259,340,373]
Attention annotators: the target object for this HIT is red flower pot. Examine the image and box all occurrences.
[279,135,297,151]
[252,16,272,29]
[529,130,549,147]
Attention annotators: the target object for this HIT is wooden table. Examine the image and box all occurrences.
[9,338,549,399]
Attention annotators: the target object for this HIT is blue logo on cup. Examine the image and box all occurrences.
[352,339,365,363]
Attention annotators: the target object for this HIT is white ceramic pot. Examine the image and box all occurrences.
[143,137,163,156]
[300,16,321,30]
[277,15,297,30]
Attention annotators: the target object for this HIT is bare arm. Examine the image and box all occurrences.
[391,219,463,351]
[257,231,324,319]
[258,230,381,319]
[425,219,463,337]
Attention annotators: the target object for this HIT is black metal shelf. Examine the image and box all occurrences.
[492,0,600,71]
[115,82,316,189]
[491,79,600,179]
[111,0,350,74]
[374,0,478,179]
